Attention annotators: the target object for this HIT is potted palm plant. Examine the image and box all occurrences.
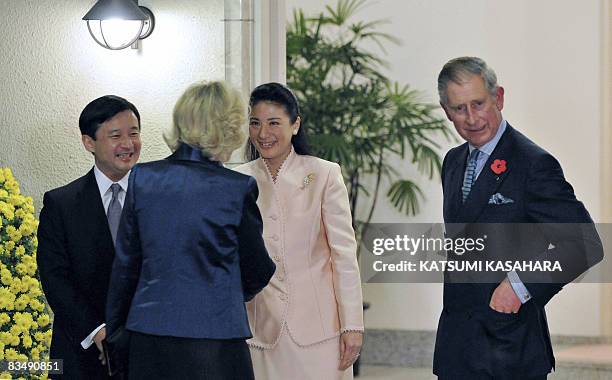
[286,0,452,375]
[287,0,452,240]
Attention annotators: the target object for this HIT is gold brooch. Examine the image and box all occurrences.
[300,173,316,189]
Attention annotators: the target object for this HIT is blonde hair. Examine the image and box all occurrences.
[164,81,246,162]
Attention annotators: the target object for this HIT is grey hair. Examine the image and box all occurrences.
[437,57,499,105]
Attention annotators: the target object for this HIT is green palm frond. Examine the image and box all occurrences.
[324,0,367,26]
[287,0,452,231]
[387,180,424,216]
[414,144,443,179]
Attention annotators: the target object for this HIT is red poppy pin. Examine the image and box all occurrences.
[490,159,507,175]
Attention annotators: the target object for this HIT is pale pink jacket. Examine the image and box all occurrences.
[235,150,364,348]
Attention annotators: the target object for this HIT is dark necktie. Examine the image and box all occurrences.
[107,183,122,244]
[462,149,480,203]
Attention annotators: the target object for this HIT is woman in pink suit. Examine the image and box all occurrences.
[235,82,364,379]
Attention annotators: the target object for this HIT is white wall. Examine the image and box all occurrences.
[286,0,603,336]
[0,0,226,211]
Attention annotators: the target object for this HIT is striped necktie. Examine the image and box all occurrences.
[462,149,480,203]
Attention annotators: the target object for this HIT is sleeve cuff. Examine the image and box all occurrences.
[80,323,106,349]
[507,271,532,304]
[340,327,365,334]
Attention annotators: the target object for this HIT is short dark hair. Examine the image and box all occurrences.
[79,95,141,139]
[245,82,310,161]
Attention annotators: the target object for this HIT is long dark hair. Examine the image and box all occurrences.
[245,82,310,161]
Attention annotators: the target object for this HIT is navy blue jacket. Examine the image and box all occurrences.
[433,125,603,379]
[106,144,275,339]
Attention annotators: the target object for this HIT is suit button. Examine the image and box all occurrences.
[277,274,284,281]
[279,294,287,301]
[270,214,278,221]
[272,235,279,241]
[273,255,281,262]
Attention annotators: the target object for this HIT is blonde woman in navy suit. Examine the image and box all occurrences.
[106,81,275,380]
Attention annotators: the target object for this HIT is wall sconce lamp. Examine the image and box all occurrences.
[83,0,155,50]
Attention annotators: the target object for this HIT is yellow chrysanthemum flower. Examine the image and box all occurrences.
[22,262,37,277]
[0,203,14,222]
[14,209,25,220]
[29,299,44,312]
[0,288,16,310]
[18,223,33,237]
[14,295,30,311]
[14,264,27,276]
[8,195,23,207]
[3,174,19,195]
[4,348,18,360]
[13,312,33,331]
[24,203,34,214]
[9,325,21,337]
[28,287,43,299]
[0,269,12,286]
[7,230,22,244]
[19,256,32,266]
[9,279,22,294]
[36,314,50,328]
[22,335,32,348]
[0,332,11,345]
[5,226,17,238]
[18,275,31,287]
[4,241,14,253]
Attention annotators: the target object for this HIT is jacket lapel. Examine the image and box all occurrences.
[76,169,115,254]
[457,126,515,222]
[444,144,468,223]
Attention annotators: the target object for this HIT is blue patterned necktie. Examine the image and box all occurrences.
[462,149,480,203]
[107,183,122,244]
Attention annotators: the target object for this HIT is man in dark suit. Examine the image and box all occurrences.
[37,95,142,379]
[432,57,603,380]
